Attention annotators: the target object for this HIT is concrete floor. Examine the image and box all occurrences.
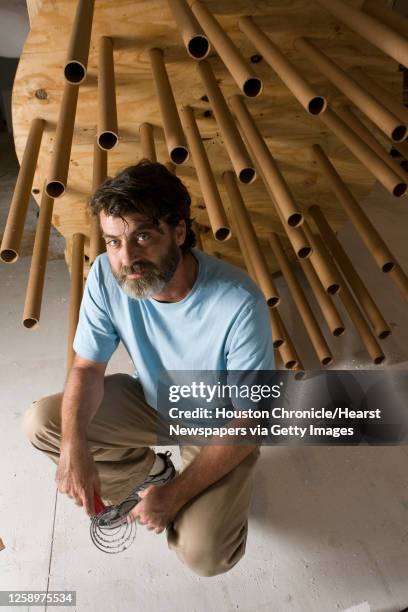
[0,255,408,612]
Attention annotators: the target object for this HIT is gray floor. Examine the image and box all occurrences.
[1,256,408,612]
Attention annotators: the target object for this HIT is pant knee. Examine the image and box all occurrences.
[22,394,62,448]
[171,532,247,577]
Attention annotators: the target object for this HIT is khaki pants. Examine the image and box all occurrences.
[22,373,260,577]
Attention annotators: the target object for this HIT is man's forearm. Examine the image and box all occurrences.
[167,444,258,509]
[61,366,104,445]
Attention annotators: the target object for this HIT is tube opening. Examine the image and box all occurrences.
[327,283,340,295]
[170,147,189,165]
[243,78,263,98]
[46,181,65,198]
[391,125,407,143]
[288,212,303,227]
[273,338,284,348]
[0,249,18,263]
[238,167,256,184]
[374,354,386,365]
[308,96,326,115]
[378,330,391,340]
[298,246,312,259]
[23,318,39,329]
[268,296,280,307]
[285,359,297,370]
[98,132,118,150]
[393,182,407,197]
[187,36,210,59]
[64,61,86,84]
[321,356,333,366]
[214,227,231,241]
[382,261,395,273]
[294,370,305,380]
[333,327,345,337]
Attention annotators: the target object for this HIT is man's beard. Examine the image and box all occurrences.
[114,241,181,299]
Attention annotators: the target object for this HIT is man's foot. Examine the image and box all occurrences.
[96,451,176,526]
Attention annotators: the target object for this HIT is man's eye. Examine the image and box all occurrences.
[106,239,120,248]
[136,233,151,243]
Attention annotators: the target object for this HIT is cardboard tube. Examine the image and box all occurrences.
[268,232,333,366]
[269,308,286,348]
[312,144,396,273]
[46,82,79,198]
[237,219,257,280]
[67,233,85,371]
[299,257,345,337]
[350,67,408,127]
[315,0,408,69]
[168,0,210,59]
[312,229,385,364]
[192,221,203,250]
[165,161,176,174]
[191,1,262,97]
[197,61,256,184]
[336,106,408,183]
[302,222,341,294]
[97,37,118,151]
[388,264,408,303]
[90,142,107,264]
[0,118,45,263]
[239,17,326,115]
[139,122,157,162]
[180,105,230,240]
[296,37,406,142]
[230,94,303,227]
[64,0,95,84]
[363,0,408,39]
[320,108,406,197]
[22,188,54,329]
[278,334,302,370]
[309,205,391,340]
[149,48,189,165]
[224,171,279,306]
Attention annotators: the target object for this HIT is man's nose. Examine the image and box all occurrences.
[121,241,139,267]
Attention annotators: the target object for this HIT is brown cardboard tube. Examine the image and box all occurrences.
[181,105,230,241]
[237,219,257,280]
[139,123,157,162]
[0,118,45,263]
[269,308,286,348]
[192,221,203,250]
[191,1,262,97]
[268,232,333,366]
[64,0,95,84]
[239,17,326,115]
[309,205,391,340]
[97,37,118,151]
[296,37,406,142]
[167,0,210,59]
[149,48,189,165]
[388,264,408,303]
[46,82,79,198]
[278,335,302,370]
[315,0,408,69]
[67,233,85,371]
[224,171,280,306]
[302,222,341,294]
[312,228,386,364]
[165,161,176,174]
[90,142,107,264]
[230,94,303,227]
[320,108,406,197]
[350,66,408,127]
[197,61,256,184]
[336,106,408,183]
[312,144,396,273]
[22,188,54,329]
[363,0,408,39]
[299,257,345,337]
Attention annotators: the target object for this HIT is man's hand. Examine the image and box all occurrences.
[56,442,101,516]
[127,483,182,534]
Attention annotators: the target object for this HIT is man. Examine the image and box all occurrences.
[23,161,274,577]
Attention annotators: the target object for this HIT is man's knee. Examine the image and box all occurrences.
[22,393,62,448]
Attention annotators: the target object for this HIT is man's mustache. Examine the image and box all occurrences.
[120,261,156,278]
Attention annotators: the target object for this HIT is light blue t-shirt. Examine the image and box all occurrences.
[73,249,274,409]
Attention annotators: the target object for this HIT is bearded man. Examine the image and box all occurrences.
[23,161,274,577]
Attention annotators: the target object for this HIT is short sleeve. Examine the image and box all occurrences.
[73,260,119,363]
[225,297,275,371]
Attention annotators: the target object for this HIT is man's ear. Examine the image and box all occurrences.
[174,220,186,247]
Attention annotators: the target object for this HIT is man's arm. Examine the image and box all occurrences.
[55,354,107,515]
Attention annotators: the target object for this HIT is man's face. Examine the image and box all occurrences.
[100,211,184,299]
